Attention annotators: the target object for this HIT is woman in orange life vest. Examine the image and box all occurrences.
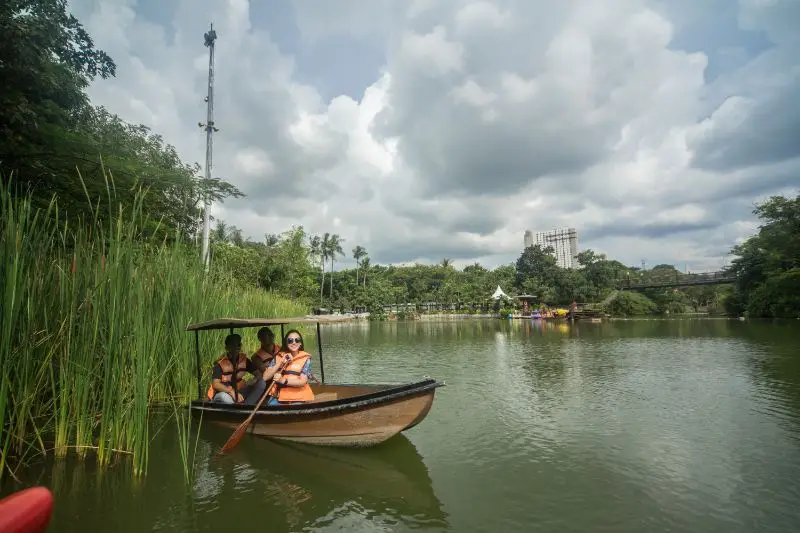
[251,327,281,374]
[264,329,316,406]
[208,333,284,404]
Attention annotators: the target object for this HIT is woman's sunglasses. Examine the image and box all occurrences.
[286,337,302,344]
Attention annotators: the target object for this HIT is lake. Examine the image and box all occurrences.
[9,318,800,532]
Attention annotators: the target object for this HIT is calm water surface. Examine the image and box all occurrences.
[10,319,800,532]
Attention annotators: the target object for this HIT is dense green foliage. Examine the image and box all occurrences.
[725,194,800,318]
[603,292,657,317]
[1,0,243,236]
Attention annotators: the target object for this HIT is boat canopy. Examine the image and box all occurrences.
[185,315,351,331]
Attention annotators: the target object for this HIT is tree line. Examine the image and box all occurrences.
[206,219,742,318]
[209,194,800,319]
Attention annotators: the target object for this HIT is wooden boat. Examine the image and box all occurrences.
[186,317,444,447]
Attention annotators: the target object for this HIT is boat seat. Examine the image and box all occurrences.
[312,392,338,402]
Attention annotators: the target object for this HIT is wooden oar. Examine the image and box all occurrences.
[217,356,291,455]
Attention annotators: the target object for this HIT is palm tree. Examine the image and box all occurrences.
[264,233,280,246]
[212,220,228,242]
[280,226,306,301]
[229,226,244,246]
[310,234,327,305]
[352,245,367,285]
[327,234,344,301]
[360,256,370,286]
[441,258,453,268]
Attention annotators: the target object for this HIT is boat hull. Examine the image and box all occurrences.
[191,379,443,447]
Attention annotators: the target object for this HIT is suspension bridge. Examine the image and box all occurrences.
[615,270,736,290]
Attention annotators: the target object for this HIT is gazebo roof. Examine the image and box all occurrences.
[490,285,510,300]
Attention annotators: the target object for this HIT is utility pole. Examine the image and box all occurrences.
[199,23,219,270]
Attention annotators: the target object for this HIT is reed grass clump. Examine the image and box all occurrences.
[0,180,305,481]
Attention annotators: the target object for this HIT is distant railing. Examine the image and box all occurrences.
[343,302,497,314]
[615,270,736,289]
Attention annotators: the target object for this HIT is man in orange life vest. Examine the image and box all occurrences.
[251,327,281,374]
[209,333,281,404]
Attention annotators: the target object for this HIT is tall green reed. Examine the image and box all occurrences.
[0,177,306,481]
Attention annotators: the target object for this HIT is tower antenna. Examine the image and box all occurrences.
[199,23,219,269]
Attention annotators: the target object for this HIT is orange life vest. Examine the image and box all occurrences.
[274,352,315,403]
[253,344,280,367]
[206,353,250,402]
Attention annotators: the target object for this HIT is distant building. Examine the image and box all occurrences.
[523,227,579,269]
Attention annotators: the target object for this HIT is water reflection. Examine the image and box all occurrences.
[737,321,800,443]
[195,425,448,532]
[5,422,446,532]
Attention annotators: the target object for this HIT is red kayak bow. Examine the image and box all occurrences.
[0,487,54,533]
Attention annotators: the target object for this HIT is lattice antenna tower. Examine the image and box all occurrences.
[199,23,219,269]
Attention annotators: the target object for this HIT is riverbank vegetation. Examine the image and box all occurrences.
[0,184,305,480]
[724,194,800,318]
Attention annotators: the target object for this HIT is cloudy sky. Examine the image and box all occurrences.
[69,0,798,271]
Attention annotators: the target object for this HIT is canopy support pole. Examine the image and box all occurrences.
[316,322,325,384]
[280,324,285,341]
[195,331,202,400]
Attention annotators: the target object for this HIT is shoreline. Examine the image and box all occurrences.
[307,312,739,322]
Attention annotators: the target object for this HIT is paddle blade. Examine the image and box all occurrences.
[217,419,249,455]
[216,383,276,455]
[216,362,288,456]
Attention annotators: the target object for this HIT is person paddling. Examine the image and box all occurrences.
[264,329,316,406]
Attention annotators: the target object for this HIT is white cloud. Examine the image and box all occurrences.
[454,1,512,33]
[398,26,464,75]
[69,0,799,272]
[234,148,274,177]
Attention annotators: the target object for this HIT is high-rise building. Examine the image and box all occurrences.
[523,227,579,269]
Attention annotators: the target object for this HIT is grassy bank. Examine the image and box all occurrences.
[0,183,306,481]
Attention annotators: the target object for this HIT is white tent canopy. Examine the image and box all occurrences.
[491,285,510,300]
